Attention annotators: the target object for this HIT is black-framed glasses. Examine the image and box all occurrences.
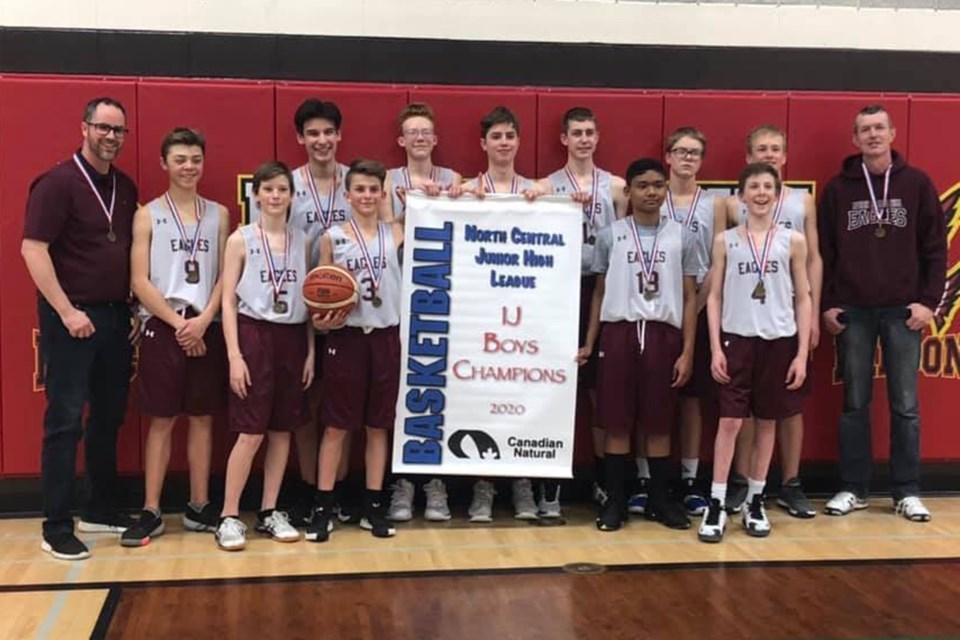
[86,121,129,137]
[670,147,703,159]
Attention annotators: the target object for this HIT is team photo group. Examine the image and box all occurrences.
[23,94,945,561]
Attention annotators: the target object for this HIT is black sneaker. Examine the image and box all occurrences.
[777,477,817,519]
[596,499,624,532]
[725,472,749,514]
[120,510,165,547]
[361,501,396,538]
[337,503,362,525]
[41,533,91,560]
[645,499,692,530]
[78,511,137,534]
[305,506,334,543]
[288,501,315,528]
[183,503,220,532]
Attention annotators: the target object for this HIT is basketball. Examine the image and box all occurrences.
[302,265,360,312]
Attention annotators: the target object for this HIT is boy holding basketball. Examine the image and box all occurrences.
[122,128,229,547]
[579,158,698,532]
[216,161,314,551]
[699,163,810,543]
[308,159,402,541]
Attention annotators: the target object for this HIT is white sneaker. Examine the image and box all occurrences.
[388,479,415,522]
[824,491,869,516]
[538,483,562,519]
[512,479,539,520]
[423,479,452,521]
[216,516,247,551]
[742,495,771,538]
[894,496,931,522]
[256,510,300,542]
[468,480,496,523]
[698,499,727,543]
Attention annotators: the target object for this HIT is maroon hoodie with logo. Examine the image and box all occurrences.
[819,150,945,312]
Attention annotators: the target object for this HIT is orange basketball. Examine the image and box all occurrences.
[302,265,360,311]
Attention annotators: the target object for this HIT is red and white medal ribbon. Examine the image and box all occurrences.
[73,153,116,233]
[164,192,205,264]
[861,162,892,227]
[401,166,439,190]
[258,223,288,302]
[771,189,786,227]
[665,186,702,230]
[349,218,385,301]
[564,167,600,228]
[483,172,519,194]
[746,223,776,287]
[303,165,339,230]
[628,219,661,295]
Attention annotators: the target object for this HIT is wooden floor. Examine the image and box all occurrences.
[2,496,960,639]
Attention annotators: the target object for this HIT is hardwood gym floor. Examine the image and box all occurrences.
[2,497,960,639]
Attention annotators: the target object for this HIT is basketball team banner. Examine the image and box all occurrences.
[392,192,582,478]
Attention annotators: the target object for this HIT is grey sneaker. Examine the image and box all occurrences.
[388,479,415,522]
[538,483,562,519]
[824,491,869,516]
[725,473,748,514]
[777,477,817,519]
[423,479,452,521]
[512,479,539,520]
[468,480,496,523]
[255,510,300,542]
[216,516,247,551]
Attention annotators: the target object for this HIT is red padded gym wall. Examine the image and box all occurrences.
[0,77,142,475]
[407,88,538,181]
[663,93,789,180]
[135,79,276,472]
[535,91,664,179]
[275,83,409,175]
[787,95,911,461]
[907,97,960,460]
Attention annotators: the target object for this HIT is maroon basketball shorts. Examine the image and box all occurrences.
[679,308,713,400]
[229,316,308,434]
[715,332,803,421]
[578,275,599,389]
[138,315,227,418]
[596,320,682,437]
[321,326,401,431]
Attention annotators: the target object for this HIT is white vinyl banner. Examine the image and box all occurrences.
[392,192,582,478]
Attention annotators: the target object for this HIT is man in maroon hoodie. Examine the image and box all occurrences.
[819,105,945,522]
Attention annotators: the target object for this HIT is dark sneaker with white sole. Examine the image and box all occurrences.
[777,478,817,519]
[120,510,165,547]
[41,533,91,560]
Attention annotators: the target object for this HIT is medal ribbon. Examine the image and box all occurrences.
[257,223,288,302]
[349,218,386,300]
[483,172,519,194]
[746,223,777,286]
[628,219,661,294]
[164,192,205,264]
[564,167,600,228]
[303,165,338,230]
[401,166,439,190]
[665,186,702,230]
[771,189,786,227]
[73,153,116,232]
[861,162,892,228]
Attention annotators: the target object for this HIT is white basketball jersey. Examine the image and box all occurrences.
[236,224,309,324]
[142,196,221,320]
[660,188,716,284]
[547,167,617,274]
[463,173,534,193]
[289,163,352,266]
[721,227,796,339]
[389,166,457,220]
[328,222,401,329]
[592,217,698,329]
[738,187,806,233]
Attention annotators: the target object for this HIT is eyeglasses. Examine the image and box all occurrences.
[670,147,703,159]
[86,121,129,137]
[403,128,435,138]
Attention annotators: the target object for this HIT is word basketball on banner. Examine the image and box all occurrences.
[393,192,582,478]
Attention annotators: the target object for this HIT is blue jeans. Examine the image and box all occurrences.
[38,299,133,537]
[836,306,921,501]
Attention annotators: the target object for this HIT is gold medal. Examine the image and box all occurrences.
[273,300,288,314]
[751,281,766,304]
[643,290,657,301]
[107,229,117,243]
[372,296,383,308]
[184,260,200,284]
[875,225,887,239]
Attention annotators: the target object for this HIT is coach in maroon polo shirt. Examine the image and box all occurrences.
[22,97,139,560]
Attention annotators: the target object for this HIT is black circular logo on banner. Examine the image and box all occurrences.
[448,430,501,460]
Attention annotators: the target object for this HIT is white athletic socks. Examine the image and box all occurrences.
[746,478,765,503]
[711,482,727,503]
[681,458,699,480]
[636,456,650,479]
